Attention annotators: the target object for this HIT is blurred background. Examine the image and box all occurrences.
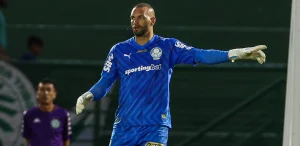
[0,0,291,146]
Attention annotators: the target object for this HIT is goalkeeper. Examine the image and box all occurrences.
[76,3,266,146]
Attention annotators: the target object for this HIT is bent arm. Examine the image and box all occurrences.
[88,76,115,101]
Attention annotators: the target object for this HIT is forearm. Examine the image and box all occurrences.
[63,140,70,146]
[194,49,229,65]
[88,76,115,101]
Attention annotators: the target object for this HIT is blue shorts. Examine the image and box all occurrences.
[109,125,169,146]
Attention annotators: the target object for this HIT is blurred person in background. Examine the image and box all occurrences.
[22,78,72,146]
[0,0,8,60]
[19,35,43,61]
[75,3,267,146]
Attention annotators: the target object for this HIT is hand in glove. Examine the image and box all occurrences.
[76,92,94,114]
[228,45,267,64]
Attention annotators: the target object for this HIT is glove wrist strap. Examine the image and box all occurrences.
[83,92,94,101]
[228,49,241,62]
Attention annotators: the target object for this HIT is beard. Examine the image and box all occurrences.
[132,25,148,36]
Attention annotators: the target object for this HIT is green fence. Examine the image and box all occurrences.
[3,0,291,62]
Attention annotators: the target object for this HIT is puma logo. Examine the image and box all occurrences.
[124,53,131,59]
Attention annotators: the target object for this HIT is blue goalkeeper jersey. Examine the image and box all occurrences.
[101,35,218,128]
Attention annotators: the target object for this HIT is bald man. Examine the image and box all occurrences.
[75,3,267,146]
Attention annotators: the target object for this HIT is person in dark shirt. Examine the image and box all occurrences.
[22,78,72,146]
[20,35,43,61]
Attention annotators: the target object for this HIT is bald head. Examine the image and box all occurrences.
[134,3,155,17]
[130,3,156,36]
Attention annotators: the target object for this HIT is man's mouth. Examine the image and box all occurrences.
[133,26,141,31]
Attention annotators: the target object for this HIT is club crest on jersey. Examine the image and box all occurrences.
[51,119,60,129]
[150,47,162,60]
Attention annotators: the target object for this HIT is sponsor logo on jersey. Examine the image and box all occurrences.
[103,54,114,72]
[175,41,193,50]
[125,64,162,75]
[33,118,41,123]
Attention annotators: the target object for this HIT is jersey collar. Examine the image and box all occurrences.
[130,35,158,49]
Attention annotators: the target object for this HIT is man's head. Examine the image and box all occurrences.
[130,3,156,37]
[37,78,57,105]
[27,35,43,56]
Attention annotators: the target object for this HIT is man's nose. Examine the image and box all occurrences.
[132,20,139,25]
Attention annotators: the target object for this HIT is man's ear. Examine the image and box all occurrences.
[150,17,156,26]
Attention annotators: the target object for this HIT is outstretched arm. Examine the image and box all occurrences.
[193,45,267,64]
[171,39,267,65]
